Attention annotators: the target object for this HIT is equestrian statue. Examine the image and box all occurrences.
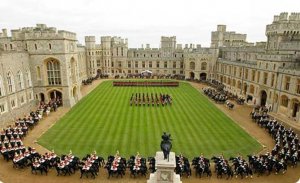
[160,132,172,161]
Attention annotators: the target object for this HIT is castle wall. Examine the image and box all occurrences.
[0,12,300,125]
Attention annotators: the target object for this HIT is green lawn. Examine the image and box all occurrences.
[38,80,262,158]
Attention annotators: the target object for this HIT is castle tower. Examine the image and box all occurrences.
[101,36,112,74]
[85,36,97,76]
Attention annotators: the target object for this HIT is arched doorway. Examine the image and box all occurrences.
[260,90,267,106]
[49,90,63,104]
[190,72,195,79]
[200,73,207,81]
[40,93,45,102]
[291,99,299,118]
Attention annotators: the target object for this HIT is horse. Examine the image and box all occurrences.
[148,157,156,173]
[30,163,48,175]
[161,141,172,161]
[79,164,97,179]
[104,162,125,179]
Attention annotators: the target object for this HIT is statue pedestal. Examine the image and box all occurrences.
[147,152,181,183]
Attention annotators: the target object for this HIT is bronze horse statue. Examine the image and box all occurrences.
[160,132,172,161]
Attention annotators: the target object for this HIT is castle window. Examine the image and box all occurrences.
[20,95,25,104]
[284,76,290,91]
[17,71,24,90]
[37,66,41,79]
[245,69,248,80]
[149,61,152,68]
[156,61,160,68]
[0,76,5,96]
[35,44,37,50]
[11,99,16,109]
[281,96,288,107]
[189,62,195,70]
[10,44,13,50]
[271,74,275,87]
[180,61,183,69]
[0,103,6,114]
[135,61,138,68]
[142,61,145,68]
[144,54,145,57]
[164,61,168,68]
[173,62,176,68]
[7,71,15,93]
[128,62,131,68]
[49,43,52,50]
[47,59,61,85]
[296,79,300,94]
[201,62,207,70]
[263,72,268,85]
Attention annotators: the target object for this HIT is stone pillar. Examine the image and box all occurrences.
[147,152,181,183]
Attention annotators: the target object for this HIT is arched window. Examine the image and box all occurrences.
[47,59,61,85]
[0,76,5,96]
[201,62,207,70]
[17,71,24,90]
[281,95,289,107]
[25,69,32,87]
[36,66,41,79]
[7,71,15,93]
[190,62,195,70]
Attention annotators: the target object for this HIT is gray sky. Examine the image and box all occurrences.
[1,0,299,48]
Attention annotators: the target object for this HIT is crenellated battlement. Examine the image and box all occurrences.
[267,12,300,36]
[7,24,77,41]
[273,12,300,22]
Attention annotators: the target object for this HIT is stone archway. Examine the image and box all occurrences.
[40,93,45,102]
[190,72,195,79]
[260,90,267,106]
[199,73,207,81]
[49,90,63,104]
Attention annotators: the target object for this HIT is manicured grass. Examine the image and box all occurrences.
[38,80,262,158]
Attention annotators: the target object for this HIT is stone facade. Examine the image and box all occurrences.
[0,12,299,124]
[216,12,300,123]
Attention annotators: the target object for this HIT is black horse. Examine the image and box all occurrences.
[160,132,172,161]
[161,141,172,161]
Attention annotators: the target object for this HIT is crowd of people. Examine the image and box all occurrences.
[130,93,172,106]
[250,106,299,172]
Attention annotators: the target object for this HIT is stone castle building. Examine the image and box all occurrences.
[0,12,299,124]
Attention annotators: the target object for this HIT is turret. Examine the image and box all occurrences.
[85,36,96,49]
